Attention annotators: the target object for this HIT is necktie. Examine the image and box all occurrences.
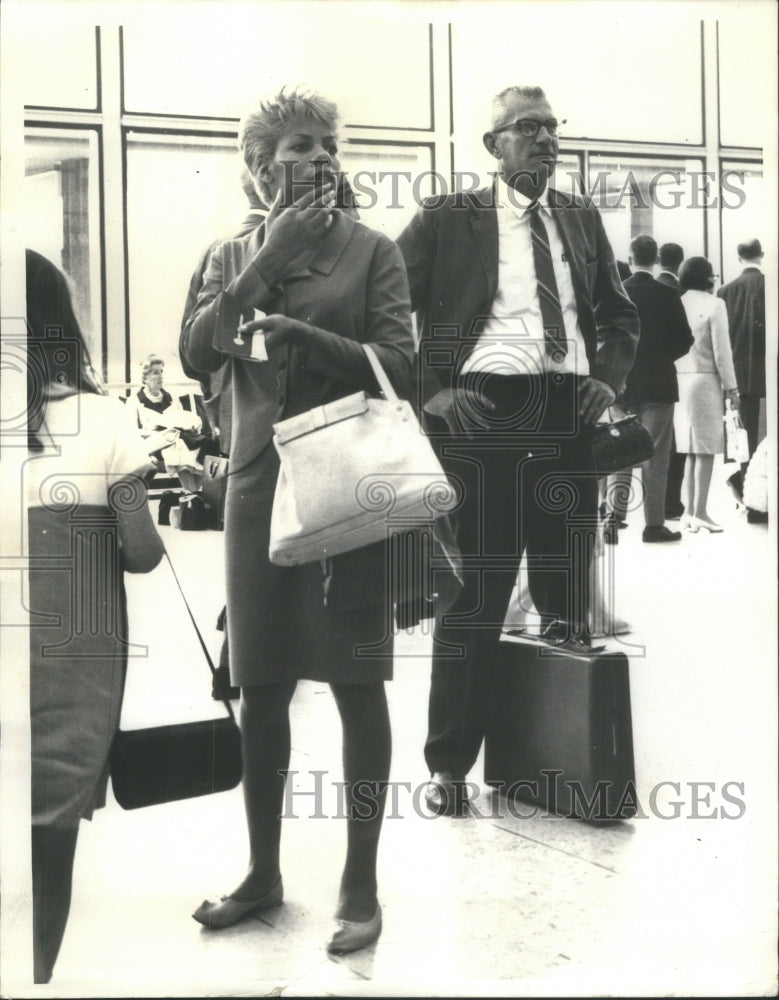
[528,200,567,360]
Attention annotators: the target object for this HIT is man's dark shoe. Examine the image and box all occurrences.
[746,508,768,524]
[642,525,682,543]
[424,772,469,817]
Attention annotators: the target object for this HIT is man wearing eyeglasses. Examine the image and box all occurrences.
[398,85,639,816]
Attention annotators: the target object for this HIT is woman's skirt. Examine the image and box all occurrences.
[28,506,128,826]
[224,448,393,687]
[674,372,725,454]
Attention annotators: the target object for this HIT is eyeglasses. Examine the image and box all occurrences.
[492,118,566,138]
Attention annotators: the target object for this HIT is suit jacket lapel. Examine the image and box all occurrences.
[547,190,587,308]
[469,190,499,304]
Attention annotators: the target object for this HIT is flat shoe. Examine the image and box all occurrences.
[192,876,283,929]
[326,903,382,955]
[690,516,723,533]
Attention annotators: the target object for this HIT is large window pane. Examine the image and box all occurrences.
[718,9,776,149]
[24,129,103,370]
[451,9,702,159]
[7,8,98,110]
[586,155,707,267]
[125,134,247,391]
[720,162,764,285]
[122,10,431,129]
[340,143,435,241]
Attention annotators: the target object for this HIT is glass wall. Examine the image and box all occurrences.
[7,18,98,110]
[125,133,247,388]
[586,155,707,265]
[450,6,704,181]
[718,15,776,149]
[6,6,772,388]
[23,128,103,370]
[122,10,433,128]
[719,162,764,284]
[340,143,436,240]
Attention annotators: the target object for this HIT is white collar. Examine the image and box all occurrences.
[496,175,550,220]
[741,261,762,272]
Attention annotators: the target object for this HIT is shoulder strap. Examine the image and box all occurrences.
[163,548,237,723]
[363,344,399,403]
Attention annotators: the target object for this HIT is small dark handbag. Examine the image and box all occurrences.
[179,492,208,530]
[157,490,181,526]
[201,454,229,530]
[110,552,242,809]
[592,413,654,475]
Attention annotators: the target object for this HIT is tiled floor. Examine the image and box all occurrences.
[21,462,779,996]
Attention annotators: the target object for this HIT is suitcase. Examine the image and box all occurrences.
[484,632,637,821]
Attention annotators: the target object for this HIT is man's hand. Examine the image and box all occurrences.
[260,184,336,270]
[725,388,740,410]
[578,376,616,425]
[236,314,310,354]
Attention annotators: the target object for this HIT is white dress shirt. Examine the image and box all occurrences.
[463,176,590,377]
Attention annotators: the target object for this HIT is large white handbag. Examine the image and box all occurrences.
[269,344,458,566]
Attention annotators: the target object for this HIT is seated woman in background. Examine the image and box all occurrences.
[130,353,174,422]
[126,353,203,474]
[675,257,740,532]
[181,86,415,954]
[25,250,164,983]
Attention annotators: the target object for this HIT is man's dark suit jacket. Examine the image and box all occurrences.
[397,187,639,413]
[717,267,766,396]
[622,271,693,406]
[656,271,680,292]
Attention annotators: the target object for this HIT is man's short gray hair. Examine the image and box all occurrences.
[491,86,547,129]
[239,86,339,194]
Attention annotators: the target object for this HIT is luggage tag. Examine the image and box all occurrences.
[233,308,268,361]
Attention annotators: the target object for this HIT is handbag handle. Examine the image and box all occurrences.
[162,548,237,723]
[363,344,400,404]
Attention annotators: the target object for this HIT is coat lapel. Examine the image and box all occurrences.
[468,189,499,304]
[547,188,589,309]
[280,212,356,280]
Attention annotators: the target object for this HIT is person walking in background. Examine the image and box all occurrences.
[25,251,164,983]
[675,256,740,532]
[656,242,688,520]
[181,87,415,954]
[398,84,638,816]
[717,238,766,498]
[606,235,693,543]
[656,242,684,290]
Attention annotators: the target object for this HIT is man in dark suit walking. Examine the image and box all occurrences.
[717,238,766,473]
[656,242,687,518]
[656,242,684,290]
[397,84,638,814]
[607,235,693,542]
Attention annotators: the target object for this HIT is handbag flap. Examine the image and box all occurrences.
[596,415,638,434]
[273,391,370,445]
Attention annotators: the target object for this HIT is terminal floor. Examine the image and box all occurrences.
[30,462,778,997]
